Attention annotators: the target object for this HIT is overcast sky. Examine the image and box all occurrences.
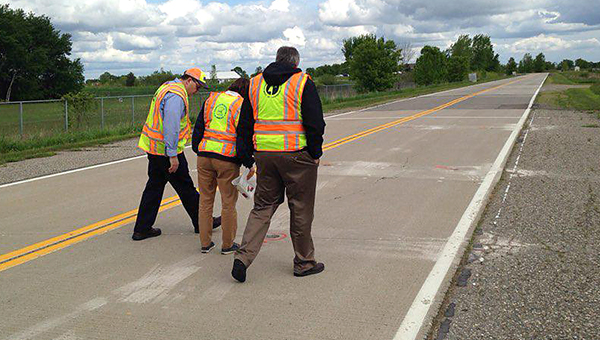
[3,0,599,78]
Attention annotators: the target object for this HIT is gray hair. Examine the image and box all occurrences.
[276,46,300,67]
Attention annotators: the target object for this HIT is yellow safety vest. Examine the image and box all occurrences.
[198,91,244,157]
[138,82,191,155]
[248,72,310,151]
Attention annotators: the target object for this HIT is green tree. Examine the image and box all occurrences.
[414,46,448,86]
[251,66,263,77]
[231,66,248,79]
[138,68,176,86]
[506,57,517,75]
[210,65,217,81]
[560,59,574,71]
[471,34,496,71]
[533,53,546,72]
[342,34,401,92]
[450,35,473,63]
[518,53,534,73]
[447,55,469,82]
[0,4,84,101]
[125,72,135,87]
[575,58,590,69]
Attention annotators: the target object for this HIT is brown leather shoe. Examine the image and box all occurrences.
[294,262,325,277]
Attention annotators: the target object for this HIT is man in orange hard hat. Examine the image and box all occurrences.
[133,68,221,241]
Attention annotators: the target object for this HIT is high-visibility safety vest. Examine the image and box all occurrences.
[248,72,310,151]
[138,82,191,155]
[198,91,244,157]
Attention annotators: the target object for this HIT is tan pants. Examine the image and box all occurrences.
[197,156,240,249]
[235,150,319,274]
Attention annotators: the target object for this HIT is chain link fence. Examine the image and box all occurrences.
[0,85,354,139]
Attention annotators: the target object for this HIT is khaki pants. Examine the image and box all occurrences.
[197,156,240,249]
[235,150,319,274]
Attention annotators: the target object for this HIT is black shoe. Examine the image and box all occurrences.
[294,262,325,277]
[231,259,247,282]
[212,216,222,230]
[132,227,162,241]
[221,242,240,255]
[201,241,215,253]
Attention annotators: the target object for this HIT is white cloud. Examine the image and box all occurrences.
[269,0,289,12]
[283,26,306,46]
[509,34,600,52]
[2,0,599,79]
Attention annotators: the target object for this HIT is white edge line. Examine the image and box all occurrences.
[393,73,547,340]
[0,76,522,190]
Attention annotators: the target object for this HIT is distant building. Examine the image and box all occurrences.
[215,71,240,83]
[574,66,581,71]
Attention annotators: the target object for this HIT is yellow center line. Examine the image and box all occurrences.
[0,76,526,273]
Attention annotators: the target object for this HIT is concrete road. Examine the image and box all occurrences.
[0,74,547,340]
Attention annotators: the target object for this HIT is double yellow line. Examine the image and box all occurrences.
[0,77,523,273]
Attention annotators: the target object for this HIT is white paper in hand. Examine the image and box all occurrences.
[232,166,256,199]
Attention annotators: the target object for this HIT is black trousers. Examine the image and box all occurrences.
[133,153,199,233]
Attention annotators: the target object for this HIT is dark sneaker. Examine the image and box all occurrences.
[201,242,215,253]
[221,242,240,255]
[294,262,325,277]
[132,227,162,241]
[231,259,247,283]
[212,216,222,230]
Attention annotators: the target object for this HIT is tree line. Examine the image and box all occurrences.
[0,4,84,101]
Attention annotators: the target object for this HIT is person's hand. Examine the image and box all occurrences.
[246,166,256,179]
[314,158,320,165]
[168,156,179,173]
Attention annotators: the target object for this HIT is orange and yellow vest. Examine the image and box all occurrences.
[248,72,310,151]
[138,82,191,155]
[198,91,244,157]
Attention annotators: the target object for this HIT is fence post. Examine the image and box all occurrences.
[65,99,69,132]
[101,97,104,129]
[132,96,135,125]
[19,102,24,137]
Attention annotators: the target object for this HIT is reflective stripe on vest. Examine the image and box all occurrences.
[138,82,191,155]
[198,91,243,157]
[248,72,309,151]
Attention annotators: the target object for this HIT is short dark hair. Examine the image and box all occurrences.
[276,46,300,67]
[227,78,250,99]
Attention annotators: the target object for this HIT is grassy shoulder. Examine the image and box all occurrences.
[0,126,140,165]
[1,74,510,165]
[537,77,600,119]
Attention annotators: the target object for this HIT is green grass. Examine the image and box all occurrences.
[547,72,577,85]
[558,88,600,112]
[590,83,600,96]
[0,74,510,164]
[0,125,141,165]
[537,86,600,117]
[548,71,600,85]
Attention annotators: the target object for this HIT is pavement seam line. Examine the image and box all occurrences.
[0,76,527,273]
[393,74,548,340]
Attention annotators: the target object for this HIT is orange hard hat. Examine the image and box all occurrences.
[184,67,208,88]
